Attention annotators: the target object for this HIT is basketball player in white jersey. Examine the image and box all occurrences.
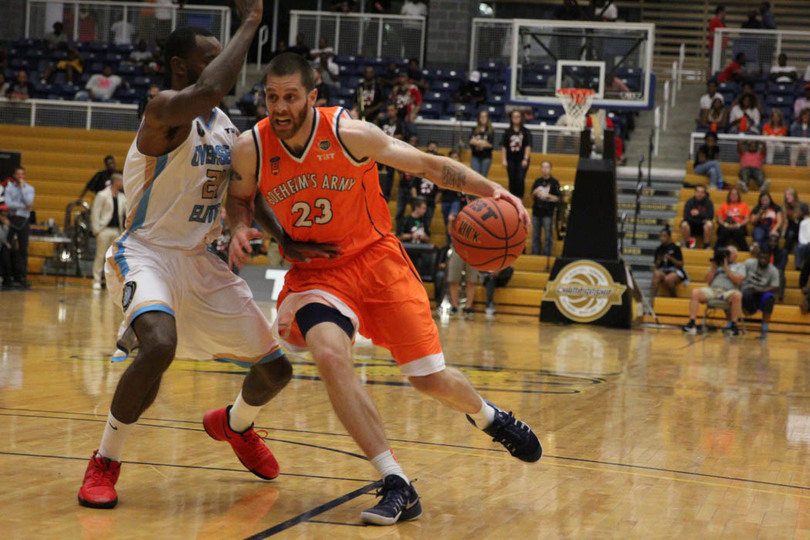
[77,0,337,509]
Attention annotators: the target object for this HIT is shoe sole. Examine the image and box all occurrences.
[361,501,422,526]
[78,495,118,509]
[202,415,278,481]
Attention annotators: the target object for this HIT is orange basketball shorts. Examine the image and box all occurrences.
[275,235,445,376]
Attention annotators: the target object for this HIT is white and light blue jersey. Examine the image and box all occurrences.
[119,107,237,250]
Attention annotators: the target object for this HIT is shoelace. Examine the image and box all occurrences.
[87,457,116,483]
[236,429,270,460]
[375,485,408,509]
[490,412,529,453]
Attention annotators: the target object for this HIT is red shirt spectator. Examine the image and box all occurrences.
[390,72,422,122]
[708,5,727,50]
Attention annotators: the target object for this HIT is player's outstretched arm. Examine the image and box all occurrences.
[144,0,262,128]
[340,118,529,232]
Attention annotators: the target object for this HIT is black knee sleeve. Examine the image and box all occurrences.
[295,303,354,340]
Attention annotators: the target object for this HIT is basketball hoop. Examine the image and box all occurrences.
[556,88,596,131]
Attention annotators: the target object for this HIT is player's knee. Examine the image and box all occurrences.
[312,346,352,380]
[252,355,293,387]
[408,371,448,396]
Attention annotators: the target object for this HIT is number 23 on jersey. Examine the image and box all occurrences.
[291,198,333,227]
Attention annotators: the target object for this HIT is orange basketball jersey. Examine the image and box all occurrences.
[253,107,392,268]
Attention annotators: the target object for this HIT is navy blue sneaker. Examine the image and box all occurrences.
[468,403,543,463]
[360,475,421,526]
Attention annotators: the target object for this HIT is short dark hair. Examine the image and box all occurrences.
[14,166,25,172]
[264,52,315,92]
[412,197,427,207]
[427,140,438,146]
[705,131,718,142]
[164,26,216,85]
[104,155,114,163]
[715,4,725,14]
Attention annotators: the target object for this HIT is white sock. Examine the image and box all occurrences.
[370,450,408,483]
[97,412,134,462]
[469,397,497,429]
[228,391,263,433]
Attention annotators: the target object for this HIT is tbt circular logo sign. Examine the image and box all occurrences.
[543,261,627,323]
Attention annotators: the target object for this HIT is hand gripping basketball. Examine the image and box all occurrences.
[451,196,528,272]
[492,188,530,236]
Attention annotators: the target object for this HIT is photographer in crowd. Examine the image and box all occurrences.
[682,245,746,336]
[741,247,780,336]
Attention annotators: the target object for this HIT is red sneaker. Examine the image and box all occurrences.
[78,451,121,509]
[203,406,279,480]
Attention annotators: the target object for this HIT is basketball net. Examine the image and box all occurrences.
[556,88,596,132]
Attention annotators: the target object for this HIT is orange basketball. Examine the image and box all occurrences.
[451,197,527,271]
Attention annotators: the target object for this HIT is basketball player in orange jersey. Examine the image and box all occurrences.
[225,53,542,526]
[77,2,333,510]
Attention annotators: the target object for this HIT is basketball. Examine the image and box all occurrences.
[451,197,527,272]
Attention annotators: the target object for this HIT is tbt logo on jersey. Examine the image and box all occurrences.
[270,156,280,175]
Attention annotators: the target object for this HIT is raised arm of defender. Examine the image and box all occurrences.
[339,118,530,232]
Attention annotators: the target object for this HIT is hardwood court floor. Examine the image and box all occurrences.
[2,287,810,539]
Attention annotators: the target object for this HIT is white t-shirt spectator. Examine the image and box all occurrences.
[401,0,427,17]
[86,74,123,101]
[597,3,618,21]
[111,20,136,45]
[770,65,798,83]
[799,217,810,245]
[130,50,152,63]
[700,91,724,110]
[729,105,760,129]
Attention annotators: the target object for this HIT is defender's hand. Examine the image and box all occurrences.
[235,0,263,23]
[229,226,263,270]
[492,187,530,235]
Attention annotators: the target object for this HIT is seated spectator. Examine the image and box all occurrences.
[453,70,487,106]
[267,40,287,62]
[585,109,624,164]
[409,142,440,235]
[751,191,783,250]
[766,233,788,301]
[45,21,69,51]
[794,214,810,271]
[680,185,715,249]
[77,155,120,202]
[287,33,310,58]
[741,248,780,335]
[355,66,385,122]
[762,109,787,164]
[0,73,9,97]
[0,204,10,288]
[717,53,756,83]
[737,140,768,192]
[699,97,728,131]
[789,108,810,167]
[397,197,430,243]
[313,69,330,107]
[699,80,724,111]
[310,37,339,87]
[733,82,765,116]
[650,226,688,303]
[407,59,428,93]
[438,149,465,244]
[378,62,399,93]
[138,84,160,120]
[793,84,810,120]
[469,110,495,177]
[130,39,153,67]
[482,266,514,320]
[681,245,745,336]
[390,71,422,125]
[376,103,409,200]
[693,131,725,189]
[6,71,34,101]
[715,187,751,251]
[530,160,560,256]
[729,93,761,133]
[77,65,125,101]
[41,46,84,85]
[782,188,808,252]
[447,248,478,320]
[769,53,798,84]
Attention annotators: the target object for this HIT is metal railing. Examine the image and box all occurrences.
[711,28,810,77]
[25,0,232,47]
[289,10,425,66]
[689,132,810,167]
